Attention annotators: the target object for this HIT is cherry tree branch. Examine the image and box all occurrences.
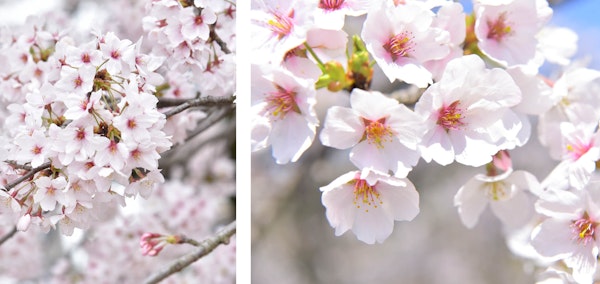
[0,227,17,246]
[163,96,235,118]
[185,106,235,142]
[209,24,231,54]
[143,220,236,284]
[1,162,51,192]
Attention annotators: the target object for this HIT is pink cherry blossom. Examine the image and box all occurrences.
[251,64,318,164]
[532,188,600,283]
[320,169,419,244]
[320,88,424,177]
[454,169,540,229]
[474,0,552,66]
[361,1,450,87]
[414,55,525,167]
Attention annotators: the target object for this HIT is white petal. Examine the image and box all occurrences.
[319,106,363,149]
[321,183,357,237]
[270,112,316,164]
[490,190,533,229]
[378,181,419,221]
[454,178,489,228]
[352,204,394,244]
[531,219,577,258]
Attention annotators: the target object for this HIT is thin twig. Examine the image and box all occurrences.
[0,227,17,246]
[144,220,236,284]
[5,161,33,171]
[2,162,51,192]
[163,96,235,118]
[209,24,231,54]
[185,106,235,143]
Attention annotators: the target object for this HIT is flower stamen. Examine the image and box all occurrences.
[318,0,345,11]
[351,175,382,212]
[362,117,394,149]
[264,84,300,119]
[487,12,512,42]
[383,31,415,61]
[571,213,597,245]
[268,10,294,39]
[437,100,465,131]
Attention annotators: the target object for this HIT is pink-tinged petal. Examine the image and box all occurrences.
[536,189,583,220]
[350,138,419,178]
[378,181,419,221]
[565,243,597,284]
[453,130,497,167]
[486,110,530,149]
[531,219,577,258]
[489,189,532,229]
[454,178,489,228]
[269,112,316,164]
[508,66,554,115]
[350,89,399,120]
[386,104,425,147]
[352,205,394,244]
[321,183,357,236]
[320,106,363,149]
[505,170,542,196]
[420,126,454,165]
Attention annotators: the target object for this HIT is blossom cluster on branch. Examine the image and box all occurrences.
[0,0,236,282]
[251,0,600,282]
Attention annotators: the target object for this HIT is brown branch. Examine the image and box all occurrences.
[185,106,235,142]
[2,162,51,192]
[0,227,17,246]
[209,24,231,54]
[163,96,235,118]
[144,220,236,284]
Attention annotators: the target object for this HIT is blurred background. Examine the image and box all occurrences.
[251,1,600,283]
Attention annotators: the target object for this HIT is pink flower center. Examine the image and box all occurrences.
[268,10,294,39]
[566,140,593,161]
[194,15,204,26]
[437,100,465,131]
[127,118,137,129]
[351,176,382,212]
[81,53,91,63]
[362,117,394,149]
[318,0,345,11]
[76,128,86,140]
[486,12,512,42]
[265,84,300,119]
[571,214,597,245]
[74,76,83,88]
[383,31,415,61]
[31,145,43,155]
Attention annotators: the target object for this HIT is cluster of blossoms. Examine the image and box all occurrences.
[0,16,172,235]
[251,0,600,282]
[0,0,236,282]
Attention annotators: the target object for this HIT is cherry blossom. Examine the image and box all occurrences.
[454,169,540,229]
[474,0,552,66]
[320,88,424,177]
[532,188,600,283]
[320,169,419,244]
[251,64,318,164]
[361,0,450,87]
[415,55,525,167]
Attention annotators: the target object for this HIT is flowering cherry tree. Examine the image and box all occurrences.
[251,0,600,282]
[0,0,236,283]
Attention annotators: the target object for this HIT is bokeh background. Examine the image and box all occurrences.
[251,1,600,283]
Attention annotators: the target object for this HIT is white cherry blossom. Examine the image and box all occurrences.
[320,169,419,244]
